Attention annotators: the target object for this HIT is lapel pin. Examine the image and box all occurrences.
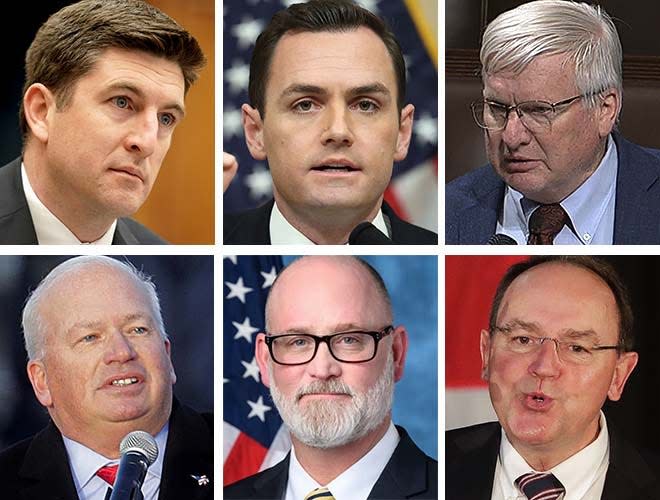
[191,474,210,486]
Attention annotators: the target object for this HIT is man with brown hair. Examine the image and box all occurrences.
[0,0,206,244]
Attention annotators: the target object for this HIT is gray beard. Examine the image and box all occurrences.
[269,353,394,449]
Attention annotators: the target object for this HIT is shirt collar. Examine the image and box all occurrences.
[501,135,617,245]
[21,163,116,245]
[498,412,609,499]
[287,422,400,500]
[269,201,389,245]
[63,423,169,493]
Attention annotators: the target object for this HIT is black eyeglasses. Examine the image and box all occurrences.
[471,94,590,132]
[264,326,394,366]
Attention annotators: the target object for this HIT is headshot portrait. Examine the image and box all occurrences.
[0,0,213,244]
[223,255,437,499]
[223,0,438,245]
[0,255,213,499]
[446,255,660,499]
[446,0,660,245]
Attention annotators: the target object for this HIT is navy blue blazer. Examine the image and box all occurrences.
[445,134,660,244]
[446,422,660,500]
[224,426,438,499]
[0,157,165,244]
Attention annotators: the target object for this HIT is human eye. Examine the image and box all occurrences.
[79,333,100,344]
[129,326,149,335]
[521,102,552,116]
[112,96,132,110]
[511,335,533,345]
[351,99,380,113]
[566,342,590,354]
[282,335,312,349]
[158,112,177,128]
[292,99,319,113]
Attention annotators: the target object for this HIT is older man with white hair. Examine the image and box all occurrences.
[0,256,212,500]
[446,0,660,245]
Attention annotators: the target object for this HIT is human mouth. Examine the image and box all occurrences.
[103,374,144,389]
[310,158,360,174]
[110,165,145,182]
[523,392,554,411]
[111,377,139,387]
[503,157,542,173]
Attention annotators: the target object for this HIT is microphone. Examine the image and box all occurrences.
[348,222,392,245]
[109,431,159,500]
[487,233,518,245]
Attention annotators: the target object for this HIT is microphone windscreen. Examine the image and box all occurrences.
[486,233,518,245]
[119,430,159,466]
[348,222,392,245]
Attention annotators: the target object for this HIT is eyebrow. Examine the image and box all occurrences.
[67,313,153,334]
[280,82,391,100]
[272,322,370,335]
[107,81,186,118]
[495,319,601,341]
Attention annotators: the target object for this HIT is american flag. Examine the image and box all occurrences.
[223,0,438,231]
[223,255,289,486]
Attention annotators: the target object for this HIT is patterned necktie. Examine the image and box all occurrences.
[304,487,336,500]
[96,464,119,486]
[515,471,565,500]
[527,204,569,245]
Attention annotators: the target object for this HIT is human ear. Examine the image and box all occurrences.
[596,89,620,138]
[479,329,492,381]
[255,333,271,387]
[607,350,638,401]
[27,360,53,407]
[23,83,56,143]
[391,326,409,382]
[242,104,267,161]
[393,104,415,162]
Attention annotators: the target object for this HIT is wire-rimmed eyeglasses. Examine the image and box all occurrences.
[470,94,589,133]
[264,325,394,366]
[492,325,621,365]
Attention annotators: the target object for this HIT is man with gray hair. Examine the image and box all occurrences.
[225,256,437,499]
[446,0,660,245]
[0,256,212,499]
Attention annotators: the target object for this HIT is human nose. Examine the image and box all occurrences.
[500,107,532,150]
[306,341,342,380]
[528,338,561,378]
[103,331,137,364]
[124,113,159,157]
[320,103,354,147]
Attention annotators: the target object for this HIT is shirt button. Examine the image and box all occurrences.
[583,233,591,241]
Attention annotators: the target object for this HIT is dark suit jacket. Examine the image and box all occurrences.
[224,426,438,500]
[0,400,213,500]
[0,157,166,244]
[445,134,660,244]
[224,199,438,245]
[446,422,660,500]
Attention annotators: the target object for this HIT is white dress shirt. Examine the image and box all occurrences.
[269,200,390,245]
[63,424,168,500]
[21,163,116,244]
[491,412,609,500]
[284,422,400,500]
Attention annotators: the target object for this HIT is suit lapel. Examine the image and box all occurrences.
[457,169,504,244]
[0,157,39,244]
[612,133,660,244]
[249,454,289,500]
[18,423,79,500]
[158,402,213,500]
[367,426,437,499]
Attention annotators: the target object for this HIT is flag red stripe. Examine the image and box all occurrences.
[223,432,269,486]
[384,185,409,221]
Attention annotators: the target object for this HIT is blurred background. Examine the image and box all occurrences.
[0,1,214,244]
[446,0,660,183]
[223,0,438,234]
[446,255,660,455]
[0,255,213,450]
[224,255,438,485]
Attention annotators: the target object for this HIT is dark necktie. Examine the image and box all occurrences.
[515,471,565,500]
[528,204,569,245]
[96,464,119,485]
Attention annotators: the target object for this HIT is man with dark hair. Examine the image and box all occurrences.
[223,0,437,245]
[0,256,213,499]
[225,256,437,499]
[0,0,206,244]
[446,256,660,499]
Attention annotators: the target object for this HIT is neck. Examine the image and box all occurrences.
[274,194,383,245]
[291,417,390,485]
[23,148,115,242]
[512,419,600,471]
